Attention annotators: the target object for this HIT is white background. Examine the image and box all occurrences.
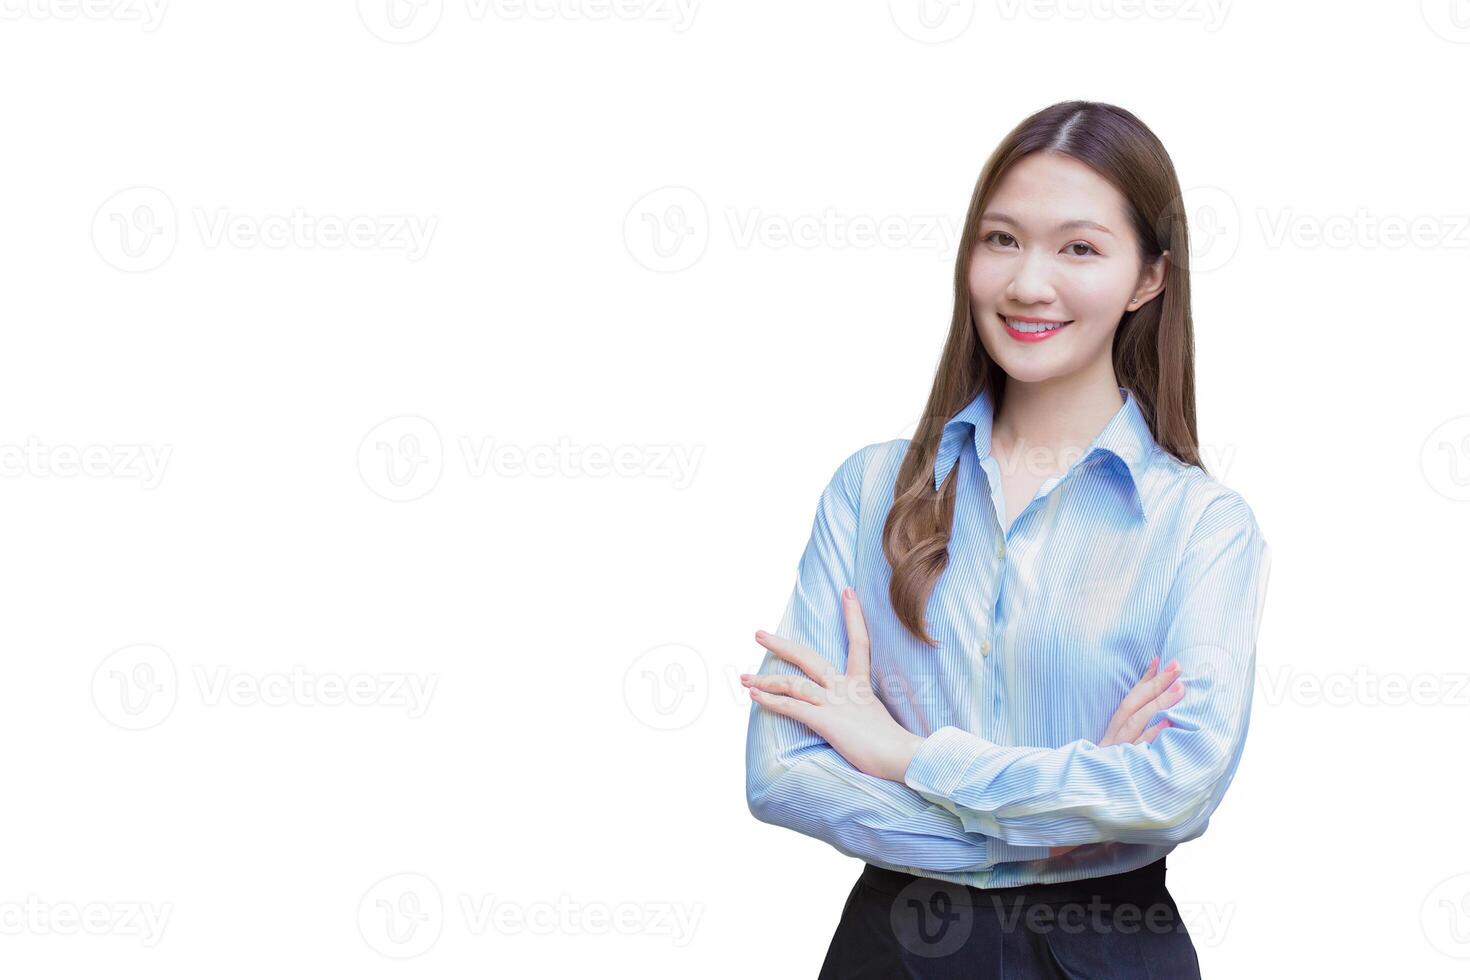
[2,1,1467,977]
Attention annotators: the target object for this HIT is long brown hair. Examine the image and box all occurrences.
[882,100,1203,647]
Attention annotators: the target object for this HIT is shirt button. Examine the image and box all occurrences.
[980,639,991,656]
[996,541,1006,559]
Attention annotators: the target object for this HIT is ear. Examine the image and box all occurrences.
[1125,250,1169,311]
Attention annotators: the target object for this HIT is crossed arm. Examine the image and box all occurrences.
[744,445,1271,864]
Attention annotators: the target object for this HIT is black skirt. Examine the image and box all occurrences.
[817,858,1203,979]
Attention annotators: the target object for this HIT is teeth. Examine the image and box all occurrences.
[1005,317,1068,334]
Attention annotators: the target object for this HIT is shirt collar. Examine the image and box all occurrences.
[932,385,1155,522]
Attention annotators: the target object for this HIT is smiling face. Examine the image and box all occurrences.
[969,151,1167,385]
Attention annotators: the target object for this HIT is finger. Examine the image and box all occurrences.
[748,686,818,727]
[841,587,871,679]
[754,630,837,686]
[1134,718,1172,745]
[743,672,826,706]
[1116,679,1185,743]
[1102,656,1165,743]
[1114,660,1180,725]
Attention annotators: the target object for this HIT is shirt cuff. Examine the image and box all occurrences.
[988,838,1052,864]
[903,725,1026,843]
[903,725,996,800]
[904,729,1050,864]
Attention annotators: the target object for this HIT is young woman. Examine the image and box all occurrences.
[742,101,1271,978]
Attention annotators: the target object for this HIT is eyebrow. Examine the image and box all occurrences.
[980,212,1116,237]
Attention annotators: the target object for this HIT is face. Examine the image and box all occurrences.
[968,152,1167,385]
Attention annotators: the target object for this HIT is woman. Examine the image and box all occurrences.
[742,101,1271,978]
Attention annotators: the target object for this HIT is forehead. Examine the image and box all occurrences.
[986,152,1131,230]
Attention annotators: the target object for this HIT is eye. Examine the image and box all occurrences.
[1064,242,1099,256]
[983,231,1017,248]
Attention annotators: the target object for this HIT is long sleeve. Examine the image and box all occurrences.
[744,444,1050,873]
[903,492,1272,848]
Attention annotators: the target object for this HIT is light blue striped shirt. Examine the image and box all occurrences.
[745,385,1272,887]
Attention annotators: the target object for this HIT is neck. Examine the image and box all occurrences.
[992,370,1124,474]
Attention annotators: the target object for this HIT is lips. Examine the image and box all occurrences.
[1000,313,1073,343]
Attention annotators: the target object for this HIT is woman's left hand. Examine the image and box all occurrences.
[742,587,925,783]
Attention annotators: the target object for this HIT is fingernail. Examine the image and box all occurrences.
[755,630,767,640]
[1169,680,1183,694]
[842,586,855,600]
[1166,659,1180,672]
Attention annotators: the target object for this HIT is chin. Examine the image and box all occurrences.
[996,360,1072,384]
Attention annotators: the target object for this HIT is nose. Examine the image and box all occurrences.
[1005,248,1058,306]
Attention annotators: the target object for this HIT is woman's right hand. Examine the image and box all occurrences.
[1046,655,1186,858]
